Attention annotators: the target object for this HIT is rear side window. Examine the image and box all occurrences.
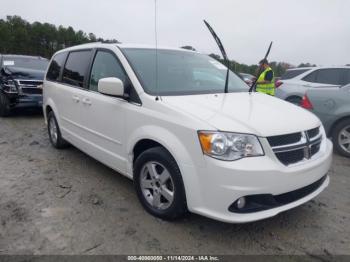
[315,69,342,85]
[62,50,92,88]
[281,69,310,80]
[342,69,350,85]
[46,52,67,81]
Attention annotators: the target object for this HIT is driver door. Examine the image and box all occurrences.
[77,49,129,174]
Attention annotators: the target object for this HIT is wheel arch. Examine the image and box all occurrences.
[126,125,202,208]
[328,115,350,137]
[44,99,59,125]
[127,126,195,169]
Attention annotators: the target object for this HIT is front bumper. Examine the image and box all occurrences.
[183,139,333,223]
[13,94,43,108]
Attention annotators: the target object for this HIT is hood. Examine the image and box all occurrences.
[163,92,321,137]
[3,66,45,80]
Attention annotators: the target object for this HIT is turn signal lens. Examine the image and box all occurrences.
[198,132,213,154]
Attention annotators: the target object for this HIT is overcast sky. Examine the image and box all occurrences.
[1,0,349,66]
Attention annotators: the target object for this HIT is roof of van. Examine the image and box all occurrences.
[55,42,198,54]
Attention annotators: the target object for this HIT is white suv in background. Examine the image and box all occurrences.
[43,43,332,223]
[275,66,350,104]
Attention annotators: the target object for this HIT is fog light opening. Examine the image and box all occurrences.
[235,197,246,209]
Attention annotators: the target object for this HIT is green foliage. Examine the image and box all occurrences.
[0,15,119,58]
[209,53,294,77]
[297,63,316,68]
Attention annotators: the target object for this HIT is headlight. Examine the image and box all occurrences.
[198,131,264,161]
[3,79,18,93]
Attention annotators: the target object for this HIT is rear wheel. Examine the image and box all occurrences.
[47,111,69,149]
[286,96,302,106]
[332,119,350,157]
[0,92,11,117]
[134,147,188,220]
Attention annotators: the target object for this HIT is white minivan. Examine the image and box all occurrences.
[43,43,332,223]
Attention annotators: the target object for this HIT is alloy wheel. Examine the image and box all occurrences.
[338,125,350,154]
[140,161,175,210]
[49,117,58,145]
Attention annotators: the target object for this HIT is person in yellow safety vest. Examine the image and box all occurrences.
[256,59,275,96]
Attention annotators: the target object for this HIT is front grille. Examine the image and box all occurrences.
[18,80,43,86]
[267,127,322,166]
[267,132,301,147]
[21,87,42,95]
[307,127,320,139]
[275,148,304,165]
[16,80,43,95]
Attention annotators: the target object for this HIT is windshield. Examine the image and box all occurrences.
[2,56,49,71]
[122,48,248,96]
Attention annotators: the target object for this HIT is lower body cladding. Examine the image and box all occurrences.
[181,139,333,223]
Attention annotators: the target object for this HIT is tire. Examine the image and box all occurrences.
[47,111,69,149]
[134,146,188,220]
[286,96,302,106]
[0,92,11,117]
[332,119,350,158]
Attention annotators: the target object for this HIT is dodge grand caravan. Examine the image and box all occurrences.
[43,43,332,223]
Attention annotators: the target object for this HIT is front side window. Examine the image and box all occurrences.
[89,51,127,92]
[62,50,92,88]
[46,52,67,81]
[122,48,248,96]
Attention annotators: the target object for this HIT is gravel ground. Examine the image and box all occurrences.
[0,110,349,256]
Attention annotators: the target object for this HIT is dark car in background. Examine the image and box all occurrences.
[301,84,350,157]
[0,54,48,116]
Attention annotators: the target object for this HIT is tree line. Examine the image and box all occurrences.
[182,46,317,77]
[0,15,319,77]
[0,16,118,59]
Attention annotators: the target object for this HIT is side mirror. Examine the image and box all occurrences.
[98,77,124,97]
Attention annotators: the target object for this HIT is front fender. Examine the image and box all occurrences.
[126,125,195,168]
[126,125,204,210]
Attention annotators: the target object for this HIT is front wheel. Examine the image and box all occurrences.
[134,147,188,220]
[332,119,350,157]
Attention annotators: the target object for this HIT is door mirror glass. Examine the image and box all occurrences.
[98,77,124,97]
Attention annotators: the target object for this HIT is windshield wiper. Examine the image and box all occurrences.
[249,41,273,94]
[204,20,230,94]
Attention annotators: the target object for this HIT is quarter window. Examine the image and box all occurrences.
[46,52,67,81]
[281,69,310,80]
[302,70,318,83]
[89,51,127,92]
[62,50,92,88]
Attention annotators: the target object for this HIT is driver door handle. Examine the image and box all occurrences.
[82,98,92,106]
[72,95,80,103]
